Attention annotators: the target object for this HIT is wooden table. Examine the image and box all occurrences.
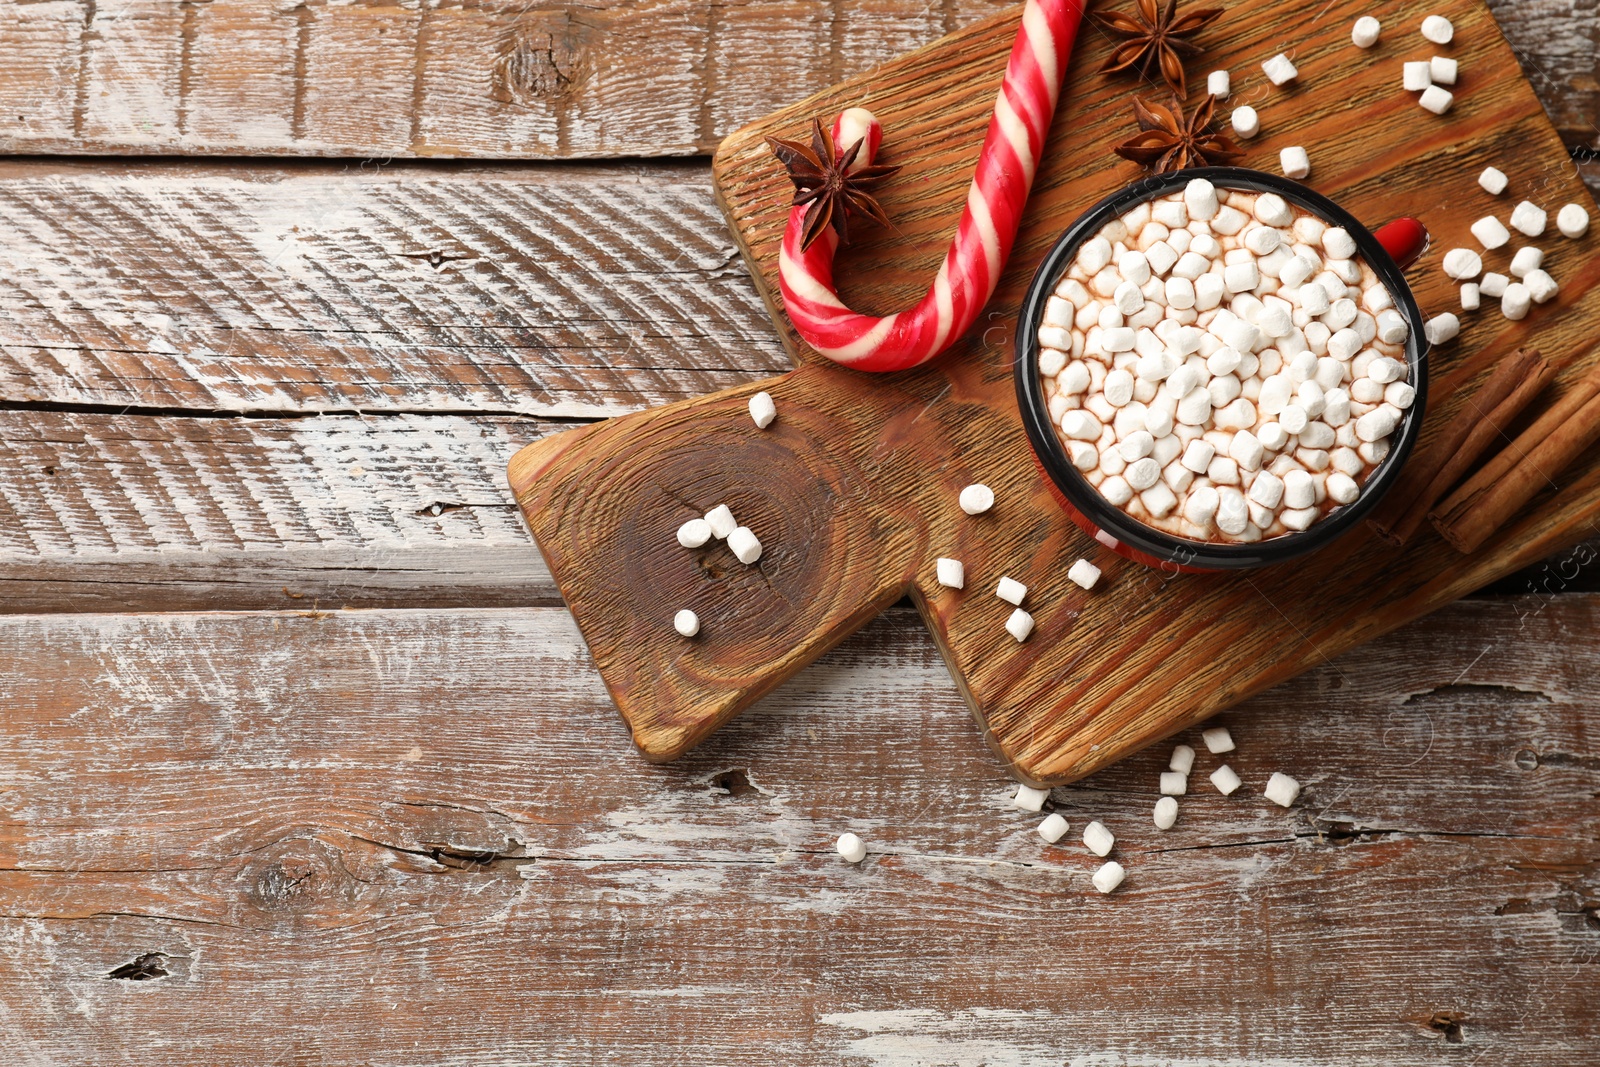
[0,2,1595,1062]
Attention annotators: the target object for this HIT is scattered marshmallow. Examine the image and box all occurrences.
[1264,771,1302,807]
[748,390,776,428]
[1470,215,1510,250]
[836,832,867,863]
[1429,55,1458,85]
[1424,313,1460,345]
[1352,15,1381,48]
[1014,784,1050,811]
[1501,282,1531,321]
[1038,813,1070,843]
[1091,861,1126,894]
[1208,69,1230,99]
[1210,764,1242,795]
[1280,146,1310,180]
[1557,203,1590,238]
[1153,795,1180,830]
[1067,558,1101,590]
[674,609,700,637]
[1478,271,1509,297]
[1419,85,1454,115]
[959,483,995,515]
[1479,167,1508,195]
[1202,726,1235,753]
[1231,105,1260,138]
[677,518,713,548]
[728,526,762,564]
[1509,246,1544,279]
[1170,744,1196,775]
[1421,14,1453,44]
[1441,247,1482,280]
[1402,61,1432,91]
[1460,283,1480,311]
[1262,53,1299,86]
[1510,201,1547,237]
[996,576,1027,605]
[705,504,737,539]
[1006,608,1035,643]
[1525,269,1559,304]
[1160,771,1188,796]
[1083,820,1115,857]
[936,557,965,589]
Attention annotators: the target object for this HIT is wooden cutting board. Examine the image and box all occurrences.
[509,0,1600,784]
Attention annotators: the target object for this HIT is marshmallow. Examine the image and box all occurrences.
[1264,772,1302,807]
[1510,200,1547,237]
[1185,177,1220,221]
[1442,247,1482,280]
[1419,85,1454,114]
[1170,744,1196,774]
[1558,203,1590,238]
[1421,14,1453,43]
[1460,283,1480,311]
[1479,167,1509,196]
[959,483,995,514]
[1014,783,1050,811]
[705,504,737,539]
[728,525,762,564]
[1509,246,1544,278]
[936,557,965,589]
[1375,309,1409,344]
[1262,53,1299,86]
[1501,282,1531,320]
[1202,726,1235,753]
[1525,269,1559,304]
[836,832,867,863]
[1479,271,1509,297]
[1471,215,1511,250]
[749,390,776,428]
[1006,608,1035,643]
[1208,70,1231,99]
[1429,55,1458,85]
[1352,15,1381,47]
[1254,194,1295,228]
[1231,105,1260,138]
[1402,61,1431,91]
[1327,471,1360,504]
[1068,558,1102,590]
[1323,227,1357,260]
[996,576,1027,605]
[1091,861,1126,894]
[1153,796,1180,830]
[1422,312,1458,345]
[1160,771,1188,796]
[1083,820,1115,857]
[674,609,700,637]
[677,518,713,548]
[1038,813,1070,843]
[1210,764,1242,795]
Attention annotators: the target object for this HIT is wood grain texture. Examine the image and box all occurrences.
[0,0,1590,157]
[512,0,1600,783]
[0,410,557,612]
[0,158,784,417]
[0,597,1594,1062]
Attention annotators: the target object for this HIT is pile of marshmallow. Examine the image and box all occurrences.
[835,723,1303,896]
[1039,177,1412,543]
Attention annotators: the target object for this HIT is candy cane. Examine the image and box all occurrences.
[777,0,1086,373]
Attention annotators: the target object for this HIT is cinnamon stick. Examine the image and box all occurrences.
[1431,358,1600,554]
[1368,347,1551,545]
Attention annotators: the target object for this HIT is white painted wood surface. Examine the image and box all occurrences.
[0,598,1594,1062]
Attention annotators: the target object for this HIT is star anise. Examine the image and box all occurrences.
[1112,93,1244,173]
[766,118,901,252]
[1092,0,1225,100]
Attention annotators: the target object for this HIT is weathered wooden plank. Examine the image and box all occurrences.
[0,0,1589,158]
[0,410,557,611]
[0,158,785,417]
[0,598,1594,1062]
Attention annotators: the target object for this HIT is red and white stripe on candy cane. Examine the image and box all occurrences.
[776,0,1087,373]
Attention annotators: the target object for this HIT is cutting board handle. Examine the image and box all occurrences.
[508,361,932,760]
